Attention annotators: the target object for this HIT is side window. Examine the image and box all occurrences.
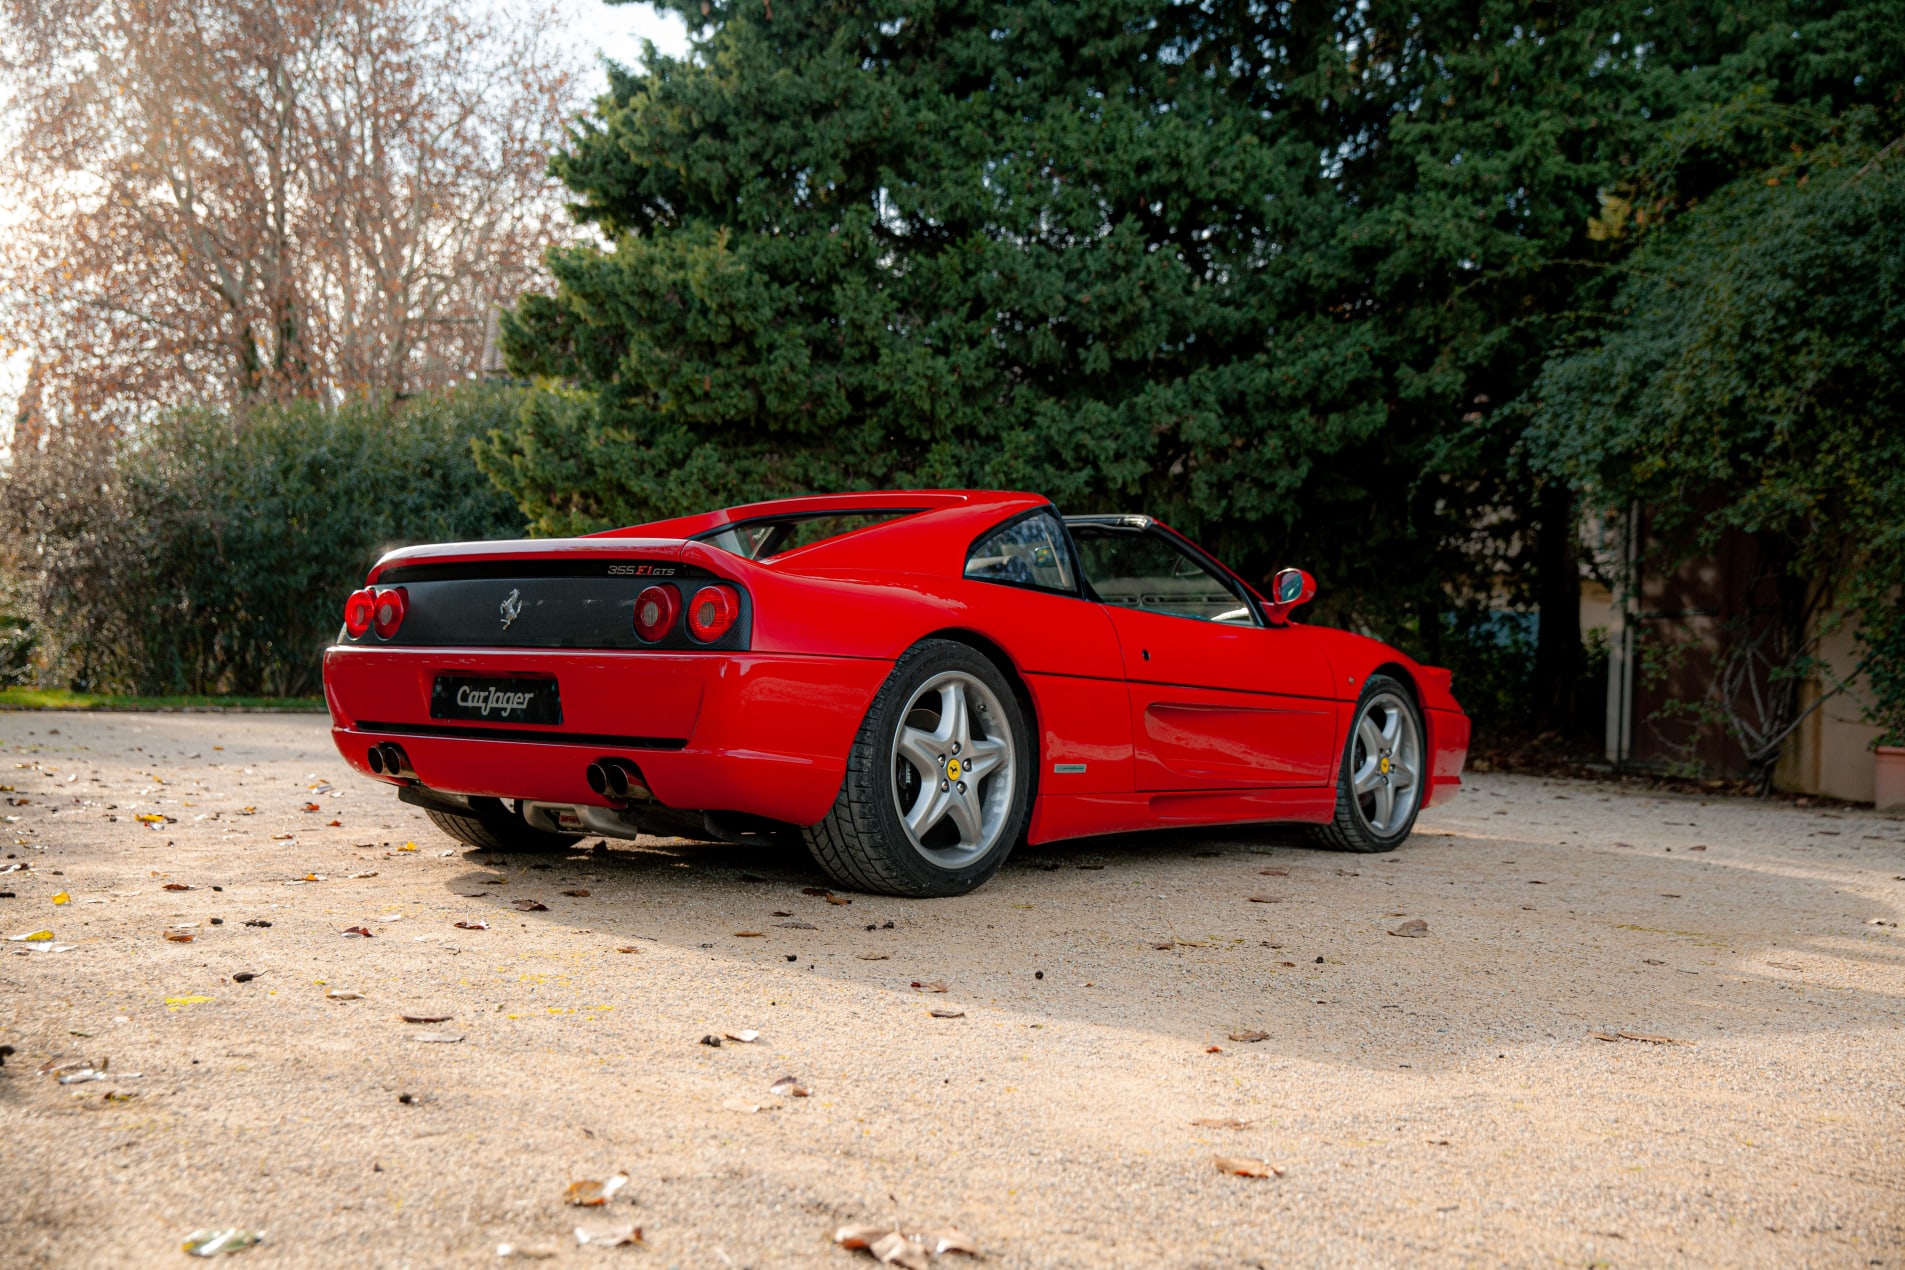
[964,510,1077,593]
[1071,527,1257,624]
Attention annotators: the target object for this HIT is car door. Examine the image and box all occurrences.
[1067,518,1338,790]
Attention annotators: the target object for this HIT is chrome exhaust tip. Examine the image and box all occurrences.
[366,745,386,775]
[588,758,649,802]
[377,742,413,780]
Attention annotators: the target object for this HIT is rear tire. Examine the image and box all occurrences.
[803,640,1033,897]
[1313,674,1425,853]
[425,799,583,853]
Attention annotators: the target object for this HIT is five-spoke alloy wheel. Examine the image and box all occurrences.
[805,640,1032,896]
[1314,673,1425,852]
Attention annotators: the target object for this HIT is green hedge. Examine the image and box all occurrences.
[2,388,526,696]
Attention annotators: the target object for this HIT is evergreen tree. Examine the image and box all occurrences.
[480,0,1850,725]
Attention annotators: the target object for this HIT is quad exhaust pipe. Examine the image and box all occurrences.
[366,742,415,780]
[585,758,651,802]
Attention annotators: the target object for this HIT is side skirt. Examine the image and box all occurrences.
[1027,787,1337,846]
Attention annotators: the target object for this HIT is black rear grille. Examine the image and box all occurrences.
[342,566,749,651]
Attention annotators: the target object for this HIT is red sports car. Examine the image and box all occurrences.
[323,491,1468,895]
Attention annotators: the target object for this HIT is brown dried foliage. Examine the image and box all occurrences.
[0,0,582,431]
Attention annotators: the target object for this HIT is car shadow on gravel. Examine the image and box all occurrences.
[435,821,1905,1075]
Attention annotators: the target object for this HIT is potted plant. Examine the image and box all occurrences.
[1864,620,1905,811]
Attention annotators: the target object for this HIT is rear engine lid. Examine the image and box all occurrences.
[350,539,747,651]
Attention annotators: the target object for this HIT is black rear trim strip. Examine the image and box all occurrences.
[354,721,688,750]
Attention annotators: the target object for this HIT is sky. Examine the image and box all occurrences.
[551,0,692,69]
[0,1,693,442]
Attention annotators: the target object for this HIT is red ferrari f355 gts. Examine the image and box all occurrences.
[323,491,1468,895]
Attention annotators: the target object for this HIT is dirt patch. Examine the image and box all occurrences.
[2,713,1901,1266]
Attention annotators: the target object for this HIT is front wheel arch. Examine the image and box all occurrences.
[1314,673,1427,853]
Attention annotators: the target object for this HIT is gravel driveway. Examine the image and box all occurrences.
[2,711,1901,1268]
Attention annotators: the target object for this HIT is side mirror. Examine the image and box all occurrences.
[1267,567,1316,620]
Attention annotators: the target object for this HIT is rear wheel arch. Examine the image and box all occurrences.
[918,627,1041,763]
[803,635,1036,896]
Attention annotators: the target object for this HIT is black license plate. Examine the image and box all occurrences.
[430,675,562,725]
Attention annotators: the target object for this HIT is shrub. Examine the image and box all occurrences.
[0,387,525,695]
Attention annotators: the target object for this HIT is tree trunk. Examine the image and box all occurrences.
[1533,483,1582,733]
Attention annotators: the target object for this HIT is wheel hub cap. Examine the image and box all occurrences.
[891,671,1016,869]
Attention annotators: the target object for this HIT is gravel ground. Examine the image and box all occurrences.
[1,710,1902,1269]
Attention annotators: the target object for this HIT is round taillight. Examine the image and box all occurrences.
[633,585,678,642]
[343,588,376,638]
[371,586,408,640]
[685,585,737,642]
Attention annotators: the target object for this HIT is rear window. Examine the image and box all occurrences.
[697,511,915,560]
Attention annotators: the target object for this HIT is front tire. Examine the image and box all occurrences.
[1313,675,1425,853]
[804,640,1033,897]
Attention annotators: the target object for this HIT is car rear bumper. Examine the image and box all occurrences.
[323,645,891,826]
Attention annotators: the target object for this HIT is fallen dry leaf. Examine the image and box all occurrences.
[920,1229,980,1257]
[1227,1030,1269,1043]
[1389,918,1429,938]
[453,920,488,931]
[162,931,194,943]
[911,980,949,993]
[302,802,321,812]
[1191,1117,1253,1130]
[857,952,889,960]
[495,1244,557,1260]
[401,1014,452,1024]
[161,883,195,892]
[1258,868,1289,876]
[512,900,549,912]
[774,920,817,930]
[825,894,852,906]
[1618,1030,1687,1045]
[1247,894,1282,904]
[928,1007,965,1019]
[564,1172,629,1206]
[561,889,590,898]
[733,931,765,938]
[1214,1156,1285,1178]
[340,926,373,938]
[1589,1030,1621,1042]
[834,1224,890,1250]
[1205,1045,1223,1054]
[768,1075,810,1097]
[801,887,831,897]
[870,1232,930,1270]
[614,945,640,953]
[573,1222,641,1248]
[327,819,342,827]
